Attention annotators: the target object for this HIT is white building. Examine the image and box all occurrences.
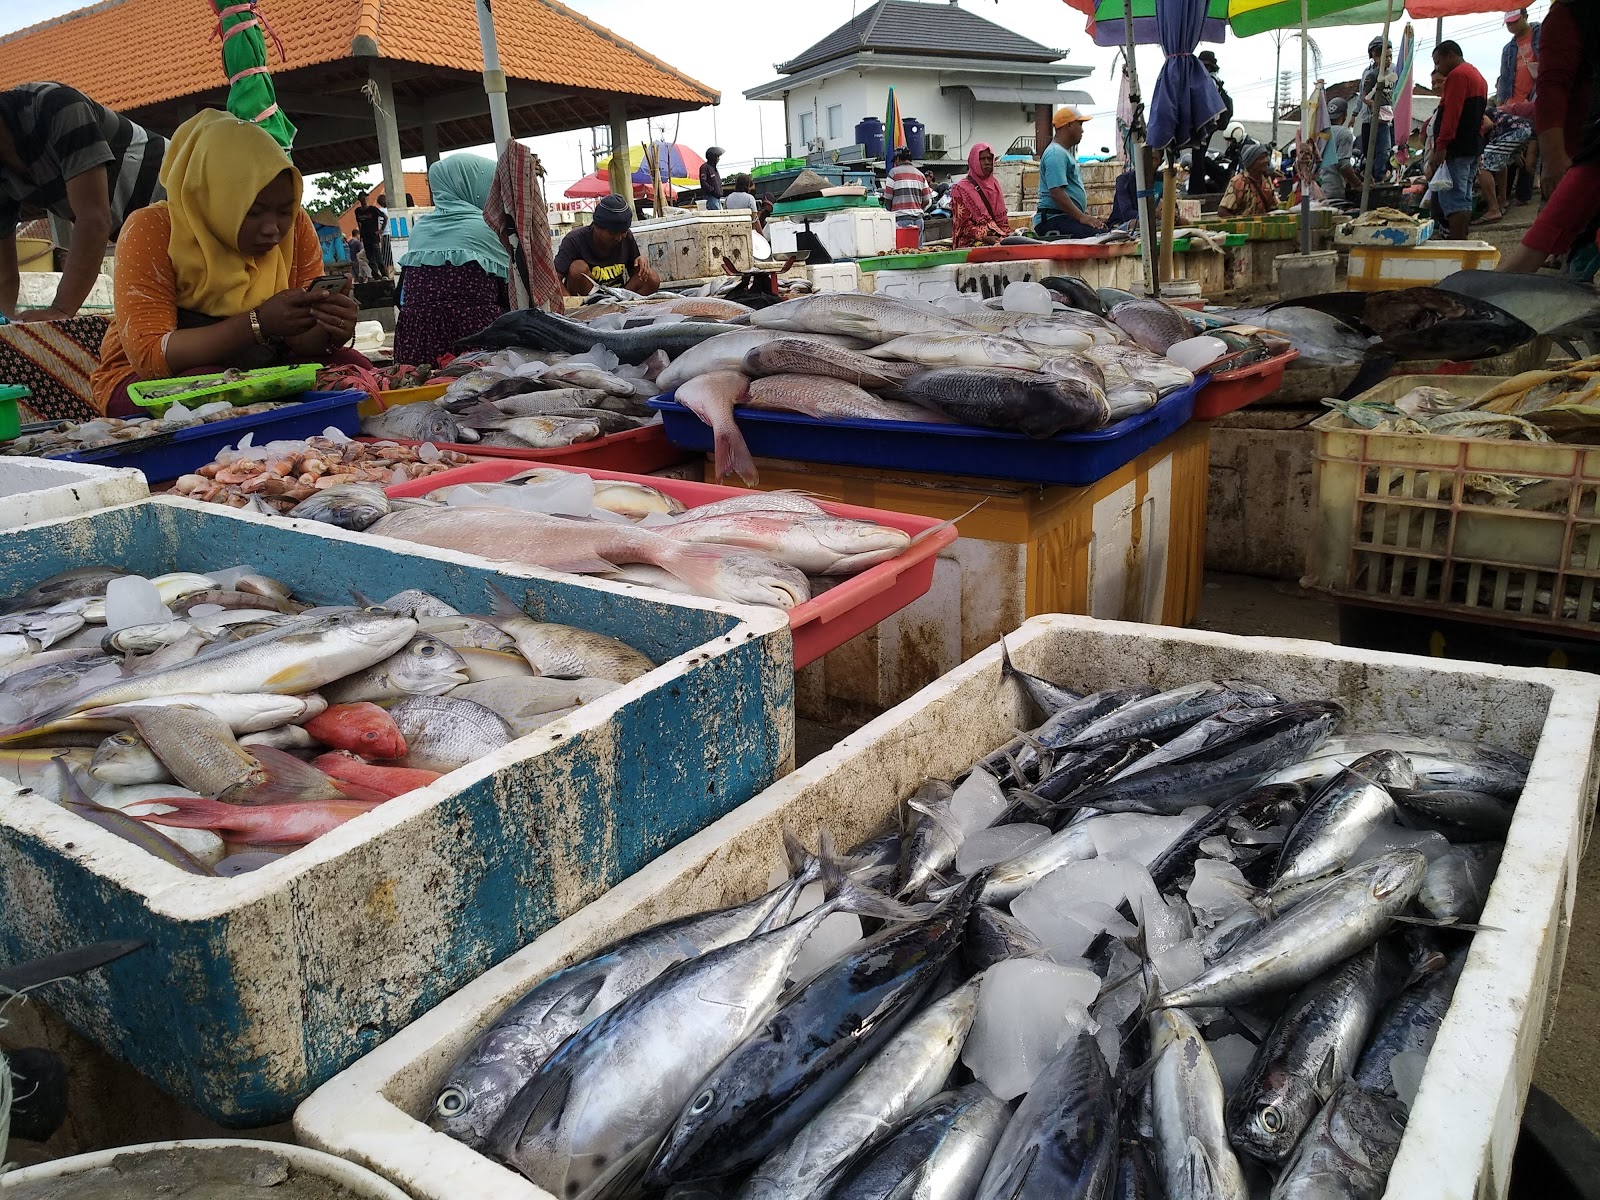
[744,0,1091,162]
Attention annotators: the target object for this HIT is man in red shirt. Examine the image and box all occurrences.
[1429,41,1488,240]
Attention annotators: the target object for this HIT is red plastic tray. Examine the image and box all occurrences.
[1191,349,1301,420]
[358,423,690,473]
[964,242,1139,263]
[384,460,957,670]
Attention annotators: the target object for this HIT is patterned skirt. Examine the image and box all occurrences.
[393,262,510,368]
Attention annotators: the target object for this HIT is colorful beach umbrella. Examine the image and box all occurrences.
[210,0,295,151]
[1088,0,1229,47]
[1391,23,1417,168]
[597,141,704,190]
[885,88,907,158]
[1226,0,1394,37]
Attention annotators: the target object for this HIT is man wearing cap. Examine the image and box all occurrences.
[699,147,725,210]
[1498,9,1540,115]
[1320,98,1362,202]
[553,194,660,296]
[1358,37,1396,181]
[1034,107,1107,239]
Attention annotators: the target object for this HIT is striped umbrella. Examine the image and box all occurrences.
[1390,23,1417,168]
[210,0,295,151]
[885,87,907,158]
[1088,0,1229,46]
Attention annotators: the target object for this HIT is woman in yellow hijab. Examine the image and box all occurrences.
[92,109,360,415]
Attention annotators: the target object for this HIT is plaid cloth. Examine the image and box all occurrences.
[0,316,108,422]
[484,141,562,313]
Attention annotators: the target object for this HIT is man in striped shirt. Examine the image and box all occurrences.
[887,147,933,245]
[0,82,166,323]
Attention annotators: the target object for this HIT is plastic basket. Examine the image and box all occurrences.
[965,242,1138,263]
[651,377,1205,488]
[384,460,956,669]
[858,249,971,271]
[1192,349,1301,420]
[1346,241,1501,291]
[0,384,26,441]
[1308,374,1600,637]
[127,363,319,414]
[356,422,691,474]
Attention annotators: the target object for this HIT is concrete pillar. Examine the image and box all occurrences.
[608,97,633,216]
[421,120,441,166]
[1034,104,1051,158]
[367,60,405,216]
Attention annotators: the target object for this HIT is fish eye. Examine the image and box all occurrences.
[1260,1106,1282,1133]
[113,733,138,746]
[362,605,388,614]
[419,642,437,656]
[434,1086,468,1118]
[690,1089,715,1115]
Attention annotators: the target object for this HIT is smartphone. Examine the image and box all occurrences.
[307,274,346,294]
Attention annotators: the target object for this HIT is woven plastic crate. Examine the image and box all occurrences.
[1308,374,1600,636]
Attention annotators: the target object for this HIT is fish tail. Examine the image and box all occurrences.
[230,744,348,806]
[126,795,237,830]
[910,499,985,547]
[818,836,930,924]
[714,419,759,487]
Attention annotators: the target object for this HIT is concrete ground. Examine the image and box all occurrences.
[1195,572,1600,1136]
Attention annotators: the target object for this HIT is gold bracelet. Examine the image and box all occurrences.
[248,308,271,347]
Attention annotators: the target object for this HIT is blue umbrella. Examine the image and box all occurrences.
[1145,0,1227,150]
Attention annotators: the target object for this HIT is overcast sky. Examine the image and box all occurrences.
[3,0,1543,196]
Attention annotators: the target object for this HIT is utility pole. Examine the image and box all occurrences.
[474,0,512,151]
[1273,34,1284,146]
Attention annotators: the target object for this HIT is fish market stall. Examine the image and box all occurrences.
[297,614,1600,1200]
[0,456,148,531]
[0,498,791,1125]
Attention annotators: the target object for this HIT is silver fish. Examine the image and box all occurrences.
[656,329,871,392]
[1159,851,1427,1009]
[1069,681,1277,749]
[749,293,976,345]
[1148,1007,1249,1200]
[745,374,943,423]
[1269,1082,1407,1200]
[661,511,911,576]
[491,609,656,684]
[1273,750,1414,889]
[865,333,1045,371]
[360,401,460,443]
[449,677,621,737]
[2,567,125,615]
[891,367,1109,437]
[390,695,514,772]
[1354,948,1466,1096]
[287,482,391,531]
[1083,343,1195,395]
[1110,298,1196,354]
[1417,842,1501,922]
[829,1082,1011,1200]
[743,337,922,389]
[321,636,468,704]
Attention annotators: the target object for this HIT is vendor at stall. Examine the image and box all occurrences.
[554,194,660,296]
[1217,143,1282,219]
[393,154,509,367]
[0,82,167,323]
[949,144,1011,247]
[1034,107,1108,239]
[89,110,362,418]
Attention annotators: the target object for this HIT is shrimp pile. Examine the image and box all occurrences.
[174,434,472,512]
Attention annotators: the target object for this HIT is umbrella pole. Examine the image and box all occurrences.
[1124,18,1158,295]
[1299,0,1311,256]
[1359,0,1399,213]
[1160,158,1176,286]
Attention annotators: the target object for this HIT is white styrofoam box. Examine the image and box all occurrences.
[804,261,861,293]
[634,212,755,282]
[16,271,115,309]
[296,614,1600,1200]
[0,456,148,530]
[955,254,1140,301]
[818,207,897,260]
[765,217,800,256]
[866,264,961,304]
[1335,217,1436,248]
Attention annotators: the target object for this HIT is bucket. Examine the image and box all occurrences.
[894,224,921,250]
[14,238,51,272]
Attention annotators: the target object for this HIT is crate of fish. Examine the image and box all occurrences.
[0,497,792,1125]
[381,460,958,670]
[296,613,1600,1200]
[1308,366,1600,636]
[0,456,149,531]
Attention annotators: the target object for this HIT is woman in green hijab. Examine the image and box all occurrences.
[393,153,510,366]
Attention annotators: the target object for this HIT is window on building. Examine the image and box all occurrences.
[800,111,816,144]
[827,104,843,141]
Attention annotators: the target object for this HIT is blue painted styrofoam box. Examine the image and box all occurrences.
[0,498,794,1126]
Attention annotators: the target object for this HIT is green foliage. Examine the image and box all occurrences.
[308,168,374,216]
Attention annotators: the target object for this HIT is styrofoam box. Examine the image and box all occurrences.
[818,207,897,260]
[16,270,115,309]
[868,264,961,304]
[634,212,755,282]
[0,456,148,530]
[0,498,793,1126]
[805,261,862,293]
[296,615,1600,1200]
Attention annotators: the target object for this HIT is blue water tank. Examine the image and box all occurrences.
[855,116,885,160]
[902,117,926,160]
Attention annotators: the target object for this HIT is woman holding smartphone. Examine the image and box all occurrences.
[91,109,364,416]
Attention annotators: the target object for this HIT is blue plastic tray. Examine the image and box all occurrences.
[649,378,1206,487]
[53,390,364,482]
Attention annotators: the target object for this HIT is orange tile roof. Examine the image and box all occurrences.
[0,0,715,111]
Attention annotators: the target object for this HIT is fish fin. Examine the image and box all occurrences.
[125,795,235,829]
[656,543,743,593]
[1182,1136,1220,1200]
[486,582,529,620]
[51,756,94,806]
[717,425,759,488]
[1339,353,1397,401]
[349,588,381,607]
[983,1142,1038,1200]
[230,745,348,806]
[495,1061,573,1151]
[1390,914,1503,933]
[457,401,508,430]
[909,499,985,547]
[819,845,930,924]
[547,972,609,1029]
[1007,788,1053,817]
[1315,1045,1340,1095]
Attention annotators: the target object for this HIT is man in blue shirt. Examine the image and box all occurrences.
[1035,106,1107,239]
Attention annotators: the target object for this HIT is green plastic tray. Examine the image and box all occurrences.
[771,194,882,217]
[127,363,319,415]
[858,250,972,271]
[0,384,25,441]
[1135,233,1247,255]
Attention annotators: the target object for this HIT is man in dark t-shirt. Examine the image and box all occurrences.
[353,198,387,278]
[553,194,660,295]
[1431,41,1490,239]
[0,82,166,322]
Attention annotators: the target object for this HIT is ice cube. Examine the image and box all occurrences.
[103,576,171,632]
[962,959,1099,1099]
[1207,1034,1259,1096]
[1351,825,1453,866]
[1389,1049,1429,1109]
[1001,281,1054,315]
[1152,937,1206,991]
[1187,859,1254,925]
[956,823,1050,875]
[322,426,352,443]
[949,768,1007,835]
[208,565,260,591]
[1086,813,1197,865]
[1095,1019,1122,1074]
[418,442,442,462]
[789,912,864,983]
[1198,835,1236,861]
[187,604,226,618]
[1013,903,1100,963]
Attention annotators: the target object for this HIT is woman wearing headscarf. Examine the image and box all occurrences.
[948,144,1011,247]
[1217,142,1282,219]
[91,110,359,417]
[92,110,361,419]
[392,153,509,366]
